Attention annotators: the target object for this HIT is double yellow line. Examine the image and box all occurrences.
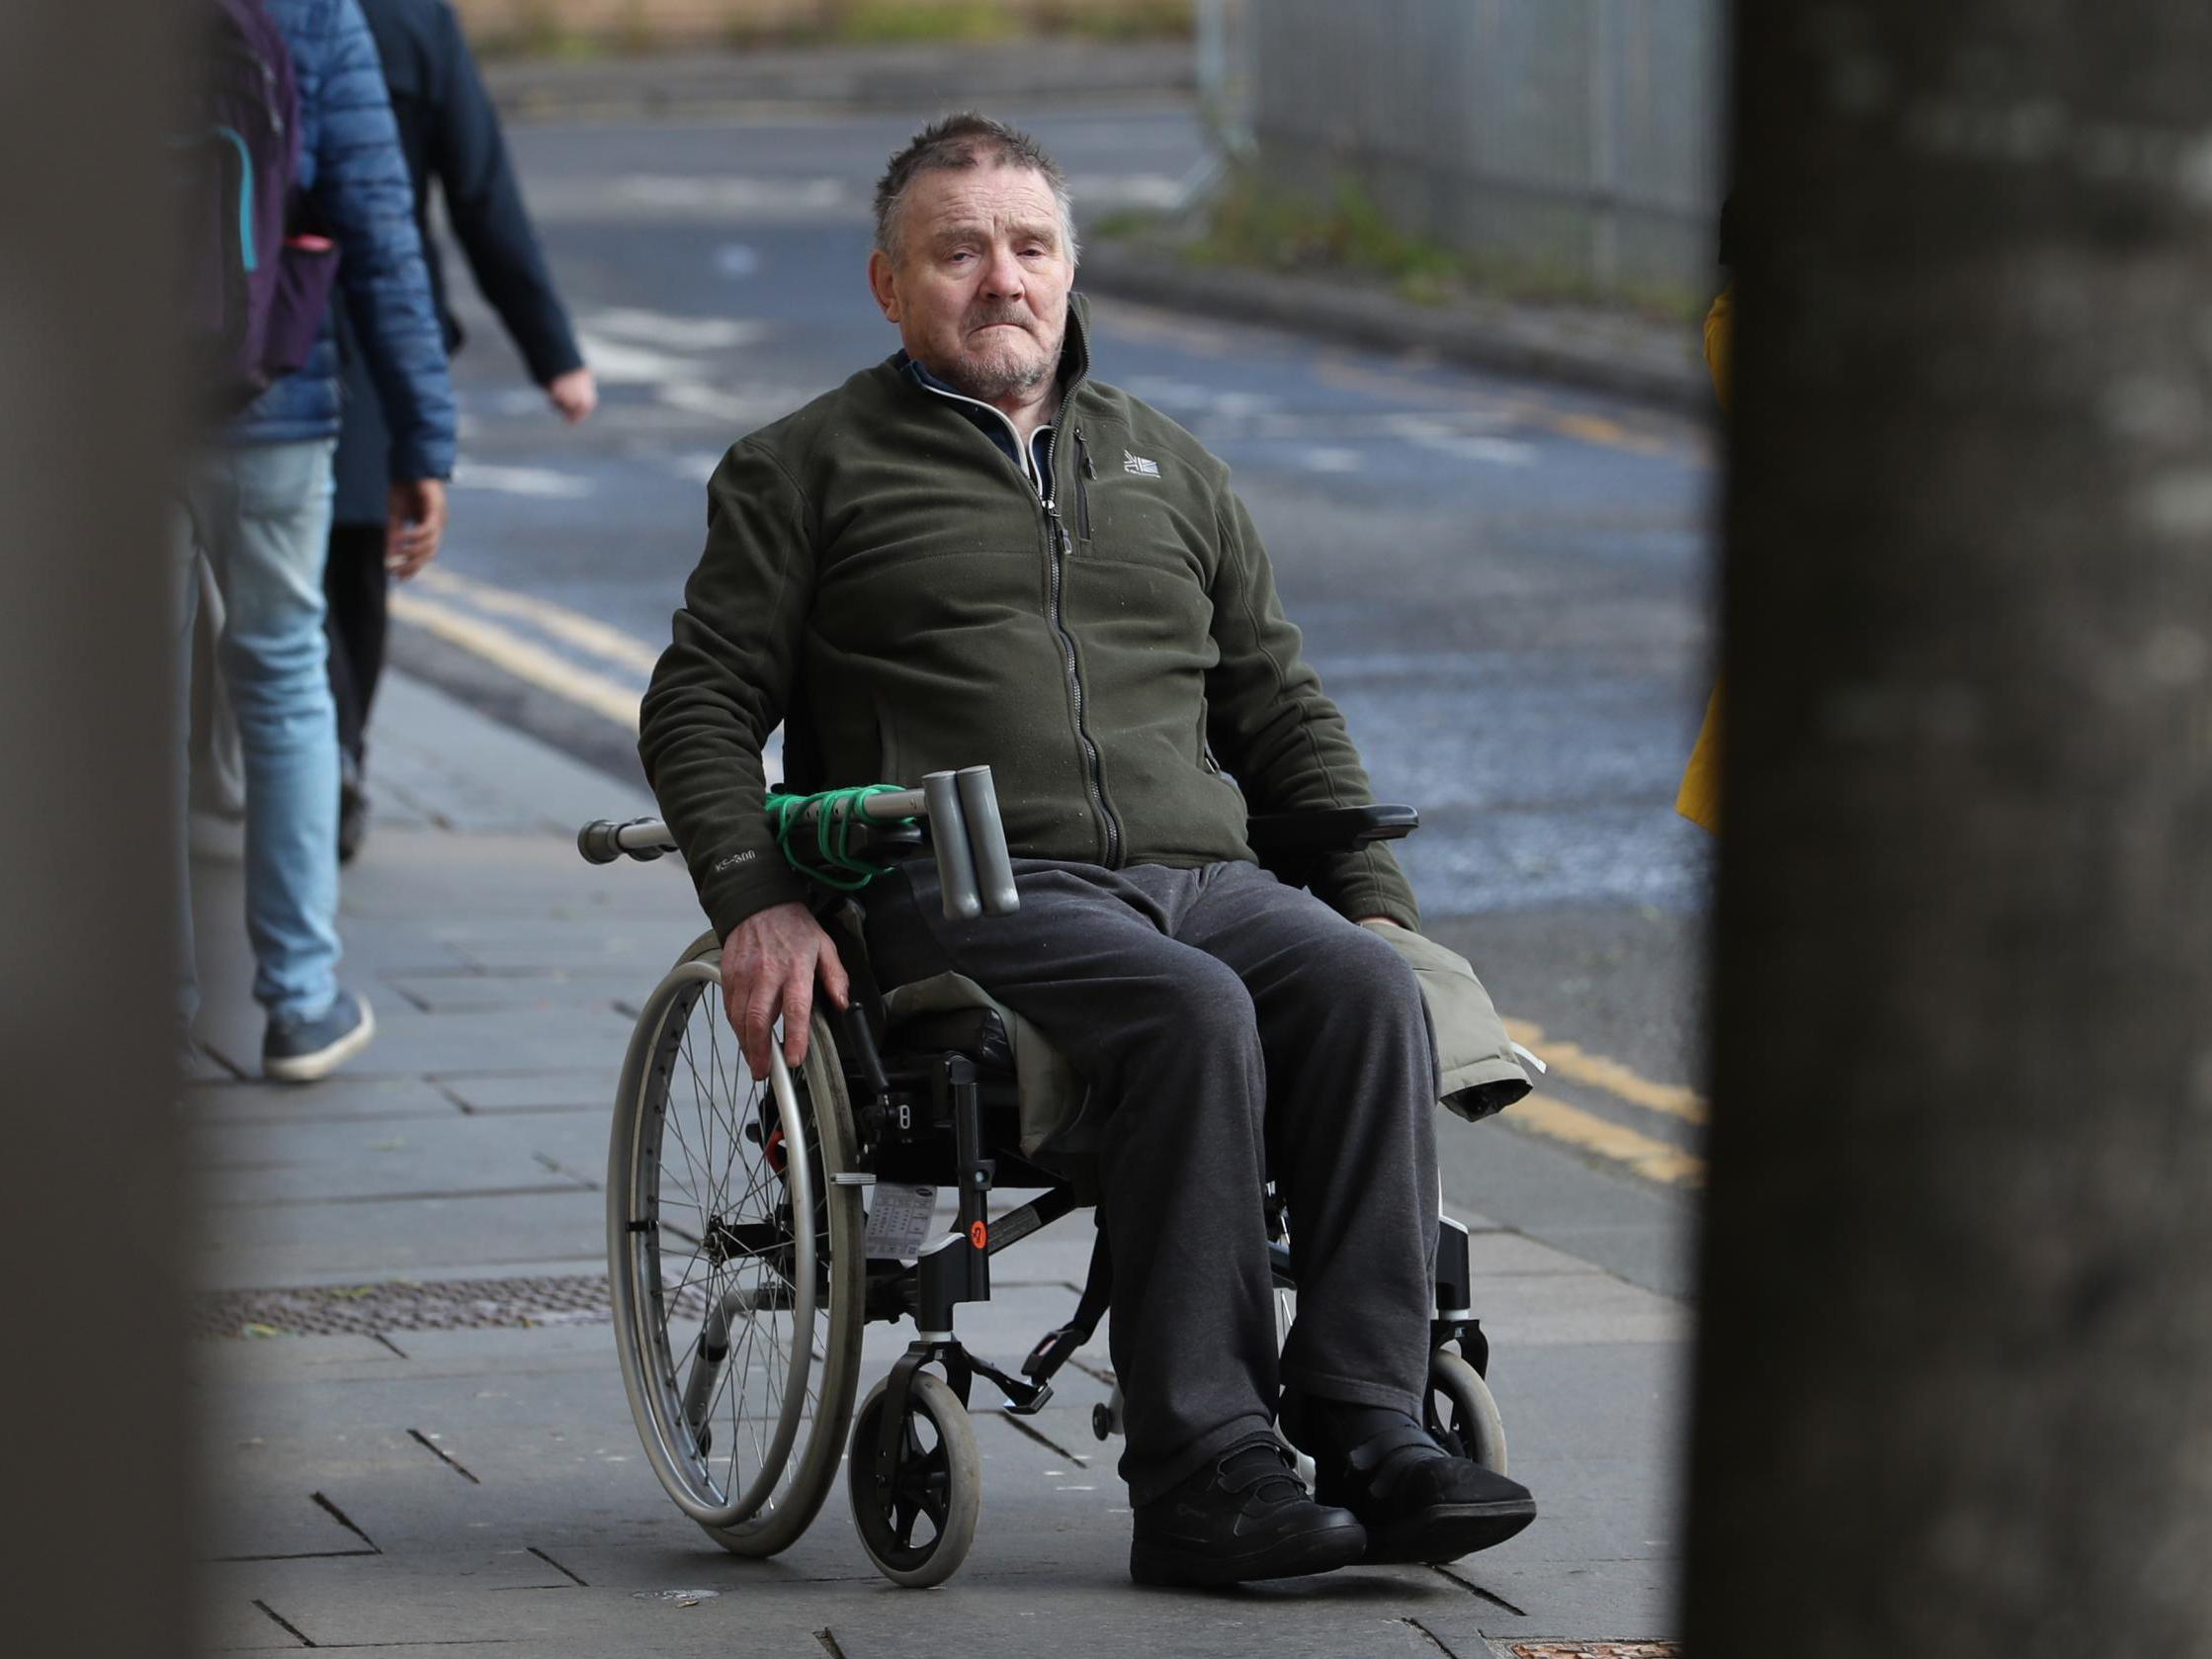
[1502,1018,1706,1186]
[389,568,652,731]
[392,567,1708,1187]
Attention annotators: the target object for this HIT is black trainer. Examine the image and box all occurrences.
[1283,1397,1536,1566]
[1130,1435,1367,1587]
[337,754,369,865]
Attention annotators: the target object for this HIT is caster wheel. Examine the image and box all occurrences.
[1425,1347,1509,1474]
[1091,1401,1113,1441]
[848,1372,980,1588]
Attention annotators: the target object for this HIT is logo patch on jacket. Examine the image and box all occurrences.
[1123,450,1161,478]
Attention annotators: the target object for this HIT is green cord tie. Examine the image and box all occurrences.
[764,784,909,890]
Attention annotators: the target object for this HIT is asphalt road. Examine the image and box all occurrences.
[391,103,1717,1299]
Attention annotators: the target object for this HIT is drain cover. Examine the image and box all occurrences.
[192,1272,672,1339]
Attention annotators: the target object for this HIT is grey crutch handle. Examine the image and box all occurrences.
[955,765,1021,917]
[922,771,984,921]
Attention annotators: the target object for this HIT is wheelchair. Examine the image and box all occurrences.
[578,770,1510,1589]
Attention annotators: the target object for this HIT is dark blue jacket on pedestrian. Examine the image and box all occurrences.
[226,0,457,483]
[334,0,584,523]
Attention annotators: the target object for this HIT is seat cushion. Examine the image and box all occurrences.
[884,1004,1015,1074]
[879,971,1091,1157]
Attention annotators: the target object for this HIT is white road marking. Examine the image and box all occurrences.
[618,174,849,214]
[1066,172,1185,210]
[451,463,591,499]
[1436,435,1539,466]
[654,380,816,427]
[570,332,706,388]
[1384,413,1537,467]
[533,171,1185,226]
[1302,447,1364,474]
[1122,375,1219,408]
[480,387,553,418]
[655,449,731,485]
[584,306,759,352]
[715,242,761,278]
[567,310,800,430]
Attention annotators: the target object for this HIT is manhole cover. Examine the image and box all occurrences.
[1512,1646,1680,1659]
[192,1272,708,1340]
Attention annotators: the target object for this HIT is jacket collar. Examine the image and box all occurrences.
[893,295,1091,496]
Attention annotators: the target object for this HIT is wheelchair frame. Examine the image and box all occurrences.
[582,774,1507,1587]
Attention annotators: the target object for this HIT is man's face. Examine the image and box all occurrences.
[869,162,1073,405]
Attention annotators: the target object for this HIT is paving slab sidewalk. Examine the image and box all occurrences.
[185,670,1685,1657]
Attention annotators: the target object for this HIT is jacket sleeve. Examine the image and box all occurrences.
[426,1,584,386]
[311,0,457,480]
[1204,487,1420,929]
[638,441,817,937]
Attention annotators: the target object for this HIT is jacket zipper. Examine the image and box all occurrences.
[909,370,1122,866]
[1044,403,1121,866]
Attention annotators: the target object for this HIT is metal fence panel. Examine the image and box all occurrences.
[1243,0,1726,301]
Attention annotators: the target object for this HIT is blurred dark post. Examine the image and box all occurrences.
[1,1,192,1655]
[1685,3,2212,1653]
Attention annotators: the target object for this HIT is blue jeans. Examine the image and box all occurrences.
[173,439,344,1027]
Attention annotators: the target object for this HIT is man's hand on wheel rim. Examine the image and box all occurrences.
[719,901,851,1076]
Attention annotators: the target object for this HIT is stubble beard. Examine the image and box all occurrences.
[942,314,1063,403]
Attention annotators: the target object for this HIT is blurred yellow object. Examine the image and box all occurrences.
[1677,282,1733,833]
[1703,282,1733,408]
[1677,681,1723,832]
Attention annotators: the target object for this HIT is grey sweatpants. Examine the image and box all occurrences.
[862,858,1441,1504]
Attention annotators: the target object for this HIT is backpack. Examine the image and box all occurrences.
[176,0,339,417]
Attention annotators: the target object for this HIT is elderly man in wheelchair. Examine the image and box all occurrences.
[602,112,1538,1589]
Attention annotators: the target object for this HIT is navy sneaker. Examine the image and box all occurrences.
[263,990,376,1083]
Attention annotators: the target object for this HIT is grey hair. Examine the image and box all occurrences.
[872,112,1080,266]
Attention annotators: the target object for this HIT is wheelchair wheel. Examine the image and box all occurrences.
[847,1372,982,1589]
[607,933,865,1556]
[1426,1348,1509,1475]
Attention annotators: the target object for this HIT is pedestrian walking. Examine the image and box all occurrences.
[174,0,456,1080]
[327,0,595,860]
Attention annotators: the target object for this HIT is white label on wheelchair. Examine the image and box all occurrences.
[862,1183,939,1259]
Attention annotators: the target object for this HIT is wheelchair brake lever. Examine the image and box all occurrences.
[1022,1323,1086,1385]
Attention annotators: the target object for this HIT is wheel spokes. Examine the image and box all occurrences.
[638,985,832,1526]
[620,966,858,1549]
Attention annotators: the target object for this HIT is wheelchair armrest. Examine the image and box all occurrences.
[1245,803,1420,860]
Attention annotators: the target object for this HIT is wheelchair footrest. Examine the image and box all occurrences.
[968,1351,1052,1416]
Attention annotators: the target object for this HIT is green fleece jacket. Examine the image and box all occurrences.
[638,297,1418,938]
